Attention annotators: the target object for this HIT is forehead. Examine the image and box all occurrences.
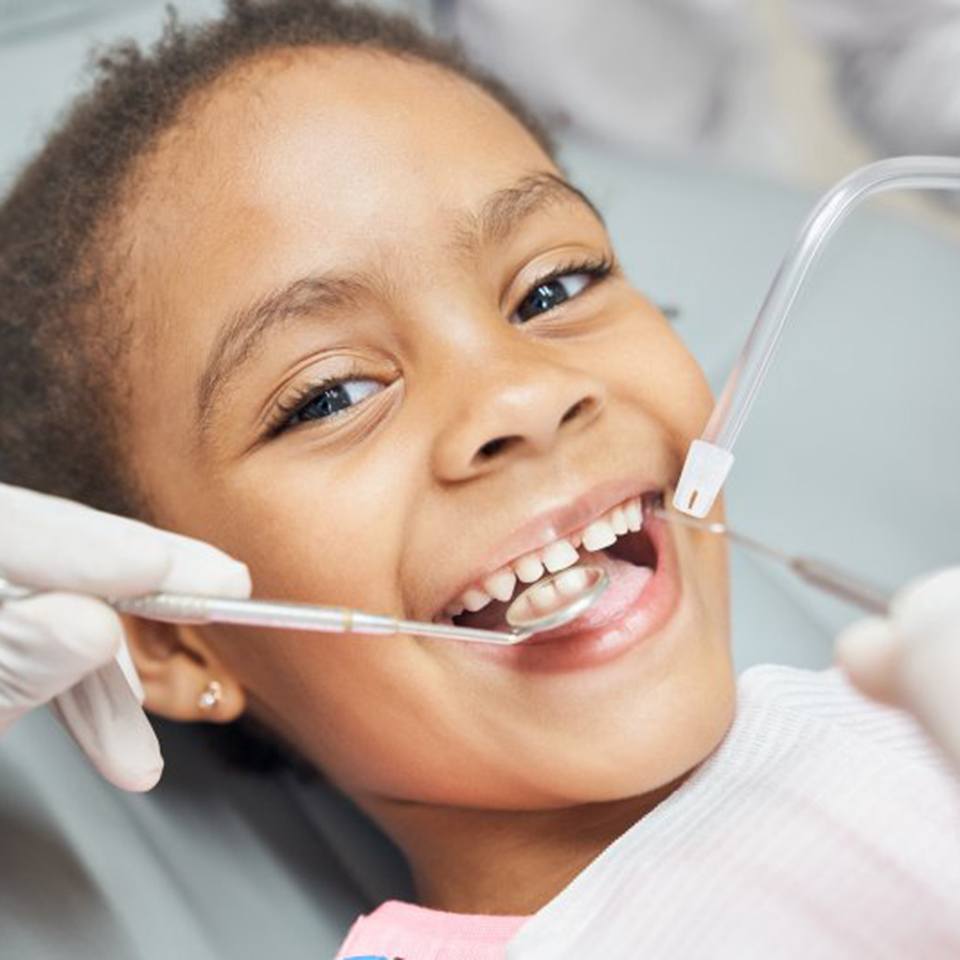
[132,49,554,266]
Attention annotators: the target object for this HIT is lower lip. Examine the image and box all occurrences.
[466,515,681,673]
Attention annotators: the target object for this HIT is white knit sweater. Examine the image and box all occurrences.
[508,666,960,959]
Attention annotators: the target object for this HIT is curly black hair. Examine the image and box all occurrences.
[0,0,553,775]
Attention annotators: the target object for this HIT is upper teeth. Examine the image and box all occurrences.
[442,496,644,618]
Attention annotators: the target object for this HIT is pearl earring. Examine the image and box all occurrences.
[198,680,223,711]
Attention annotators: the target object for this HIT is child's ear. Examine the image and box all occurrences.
[121,615,246,724]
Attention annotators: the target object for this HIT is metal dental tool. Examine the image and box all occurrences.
[0,565,610,647]
[674,155,960,519]
[652,507,890,614]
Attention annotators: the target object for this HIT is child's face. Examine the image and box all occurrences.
[121,50,734,810]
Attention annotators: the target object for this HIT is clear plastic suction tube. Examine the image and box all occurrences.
[675,155,960,518]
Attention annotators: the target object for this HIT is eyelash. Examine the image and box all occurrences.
[512,254,614,324]
[268,255,614,437]
[266,360,372,438]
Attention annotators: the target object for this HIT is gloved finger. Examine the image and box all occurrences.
[0,482,250,598]
[49,659,163,792]
[115,636,145,704]
[0,593,123,734]
[834,615,904,707]
[138,525,251,596]
[890,568,960,769]
[892,567,960,633]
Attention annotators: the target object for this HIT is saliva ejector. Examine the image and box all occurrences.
[674,156,960,519]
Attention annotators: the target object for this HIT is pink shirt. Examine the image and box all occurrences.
[335,899,526,959]
[335,666,960,960]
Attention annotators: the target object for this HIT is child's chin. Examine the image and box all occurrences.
[517,642,736,805]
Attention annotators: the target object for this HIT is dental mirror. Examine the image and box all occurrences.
[505,564,609,633]
[387,564,611,645]
[0,564,612,648]
[361,564,610,646]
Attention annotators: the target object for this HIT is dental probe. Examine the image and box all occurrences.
[0,564,610,647]
[674,155,960,519]
[651,508,890,615]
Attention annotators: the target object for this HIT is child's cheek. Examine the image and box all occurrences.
[596,296,714,447]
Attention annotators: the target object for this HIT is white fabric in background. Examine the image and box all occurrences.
[445,0,960,194]
[439,0,784,170]
[791,0,960,157]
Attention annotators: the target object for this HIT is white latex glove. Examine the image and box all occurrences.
[0,483,250,791]
[836,567,960,771]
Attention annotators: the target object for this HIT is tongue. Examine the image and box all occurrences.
[454,551,649,631]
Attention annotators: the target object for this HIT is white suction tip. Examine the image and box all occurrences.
[673,439,735,518]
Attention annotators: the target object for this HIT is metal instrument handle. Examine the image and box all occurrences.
[650,506,893,617]
[791,557,891,616]
[0,579,524,645]
[117,597,522,642]
[114,594,394,632]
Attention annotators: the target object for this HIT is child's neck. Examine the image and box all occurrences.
[365,775,689,916]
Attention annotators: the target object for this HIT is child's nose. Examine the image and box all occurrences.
[430,361,606,481]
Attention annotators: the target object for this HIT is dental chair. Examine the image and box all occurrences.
[2,12,959,958]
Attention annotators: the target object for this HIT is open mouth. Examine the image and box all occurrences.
[433,490,663,634]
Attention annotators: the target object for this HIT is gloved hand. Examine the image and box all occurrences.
[836,566,960,771]
[0,482,250,791]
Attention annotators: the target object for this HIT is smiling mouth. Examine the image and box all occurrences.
[433,490,663,633]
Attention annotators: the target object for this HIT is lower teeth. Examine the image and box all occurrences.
[450,520,659,628]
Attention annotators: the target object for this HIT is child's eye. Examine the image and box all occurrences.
[511,260,612,324]
[276,378,382,434]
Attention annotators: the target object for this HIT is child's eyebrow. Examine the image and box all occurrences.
[194,172,603,435]
[196,272,364,434]
[465,172,605,249]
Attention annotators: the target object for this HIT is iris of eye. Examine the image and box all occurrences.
[295,383,353,422]
[517,279,571,322]
[288,378,383,426]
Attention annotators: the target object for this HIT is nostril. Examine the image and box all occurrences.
[475,435,520,462]
[560,397,594,425]
[472,398,598,465]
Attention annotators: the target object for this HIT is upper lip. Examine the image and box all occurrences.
[428,475,661,620]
